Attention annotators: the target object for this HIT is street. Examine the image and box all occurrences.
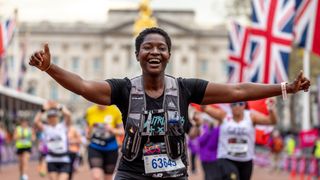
[0,161,290,180]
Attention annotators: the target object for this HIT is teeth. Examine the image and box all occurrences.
[148,59,160,63]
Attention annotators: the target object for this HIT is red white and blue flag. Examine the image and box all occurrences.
[294,0,320,56]
[227,22,251,83]
[247,0,295,83]
[0,17,16,57]
[0,16,16,86]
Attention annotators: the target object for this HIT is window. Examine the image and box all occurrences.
[181,57,188,64]
[93,58,101,72]
[50,84,58,100]
[70,92,78,101]
[8,56,14,70]
[52,56,59,65]
[113,56,119,63]
[200,60,208,73]
[72,57,80,72]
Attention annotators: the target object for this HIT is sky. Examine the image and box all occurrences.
[0,0,228,26]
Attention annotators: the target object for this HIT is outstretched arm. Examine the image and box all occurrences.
[29,44,112,105]
[202,71,310,104]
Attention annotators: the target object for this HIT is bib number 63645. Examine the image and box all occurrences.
[144,154,185,174]
[152,157,177,169]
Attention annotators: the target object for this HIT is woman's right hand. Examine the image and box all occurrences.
[29,43,51,71]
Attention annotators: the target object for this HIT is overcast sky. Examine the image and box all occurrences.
[0,0,228,26]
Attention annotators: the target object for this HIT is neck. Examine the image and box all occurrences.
[233,113,244,122]
[143,73,165,98]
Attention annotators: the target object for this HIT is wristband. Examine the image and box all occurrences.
[281,82,288,100]
[42,63,52,72]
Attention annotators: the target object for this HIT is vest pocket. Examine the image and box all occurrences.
[122,117,141,160]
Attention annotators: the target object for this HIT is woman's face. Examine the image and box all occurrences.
[20,120,28,127]
[231,102,245,117]
[47,116,59,125]
[136,33,170,76]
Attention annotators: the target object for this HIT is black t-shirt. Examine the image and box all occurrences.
[107,77,208,174]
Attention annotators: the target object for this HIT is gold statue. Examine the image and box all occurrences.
[133,0,157,36]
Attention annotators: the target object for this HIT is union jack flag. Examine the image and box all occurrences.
[294,0,320,56]
[247,0,295,83]
[0,15,16,86]
[227,22,251,83]
[0,17,16,57]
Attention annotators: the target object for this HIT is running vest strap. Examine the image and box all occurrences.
[15,126,32,149]
[122,75,186,161]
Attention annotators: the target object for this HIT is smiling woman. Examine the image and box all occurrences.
[29,27,310,179]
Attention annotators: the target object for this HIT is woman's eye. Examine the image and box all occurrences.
[143,46,151,50]
[159,47,167,51]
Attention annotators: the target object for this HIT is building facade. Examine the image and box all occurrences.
[11,9,228,118]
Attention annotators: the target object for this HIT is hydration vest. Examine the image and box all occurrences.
[122,75,186,161]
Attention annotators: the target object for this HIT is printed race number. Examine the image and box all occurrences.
[144,154,185,174]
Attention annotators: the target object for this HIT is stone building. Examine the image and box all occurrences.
[11,8,228,118]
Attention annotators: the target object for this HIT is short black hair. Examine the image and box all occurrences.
[135,27,172,54]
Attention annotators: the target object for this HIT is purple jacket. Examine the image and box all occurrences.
[197,124,220,162]
[188,137,199,154]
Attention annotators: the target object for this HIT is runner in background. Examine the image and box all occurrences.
[268,129,284,172]
[85,105,124,180]
[189,108,221,180]
[187,128,199,174]
[312,136,320,178]
[67,123,82,180]
[14,118,35,180]
[37,130,48,177]
[0,122,7,172]
[201,99,278,180]
[34,101,72,180]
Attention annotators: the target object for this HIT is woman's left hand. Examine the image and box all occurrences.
[287,71,311,93]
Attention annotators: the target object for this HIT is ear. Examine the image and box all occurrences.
[135,51,139,61]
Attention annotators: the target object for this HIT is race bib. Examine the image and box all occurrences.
[47,139,65,153]
[143,142,186,178]
[144,154,185,174]
[227,138,248,157]
[92,123,111,139]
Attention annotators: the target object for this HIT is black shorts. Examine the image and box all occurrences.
[218,159,253,180]
[16,148,31,155]
[47,162,71,173]
[87,146,118,174]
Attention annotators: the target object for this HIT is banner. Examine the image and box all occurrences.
[299,128,318,148]
[318,75,320,125]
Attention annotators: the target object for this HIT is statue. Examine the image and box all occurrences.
[133,0,157,36]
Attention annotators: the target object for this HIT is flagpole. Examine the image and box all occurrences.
[302,49,310,130]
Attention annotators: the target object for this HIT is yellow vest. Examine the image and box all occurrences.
[15,126,32,149]
[286,138,295,156]
[314,140,320,158]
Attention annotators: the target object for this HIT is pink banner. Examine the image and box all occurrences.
[299,129,318,148]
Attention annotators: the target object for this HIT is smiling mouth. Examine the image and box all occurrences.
[148,59,161,65]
